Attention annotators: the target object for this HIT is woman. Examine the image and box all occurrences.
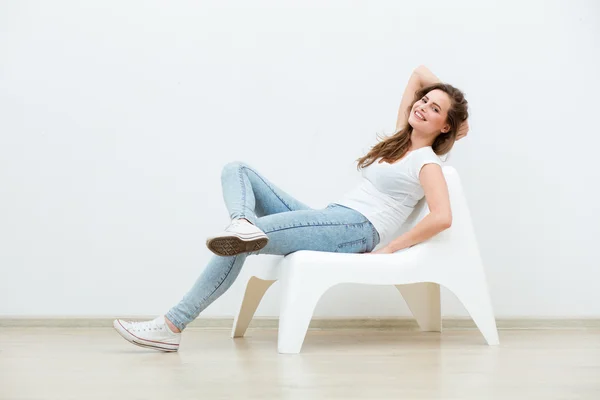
[113,65,470,352]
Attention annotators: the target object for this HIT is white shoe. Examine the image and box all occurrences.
[206,219,269,256]
[113,316,181,352]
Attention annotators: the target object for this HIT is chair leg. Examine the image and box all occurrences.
[396,282,441,332]
[231,276,276,338]
[277,275,333,354]
[446,277,500,345]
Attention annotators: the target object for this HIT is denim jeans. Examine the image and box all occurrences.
[166,161,380,330]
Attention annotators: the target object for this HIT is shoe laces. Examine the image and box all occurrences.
[130,320,164,333]
[229,219,249,230]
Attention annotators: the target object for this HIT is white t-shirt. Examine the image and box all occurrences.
[335,146,442,245]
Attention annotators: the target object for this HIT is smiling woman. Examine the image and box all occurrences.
[356,81,469,168]
[113,65,471,351]
[411,93,448,125]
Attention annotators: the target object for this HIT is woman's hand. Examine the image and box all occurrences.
[367,246,395,255]
[456,119,470,141]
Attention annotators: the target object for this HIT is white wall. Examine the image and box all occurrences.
[1,0,599,318]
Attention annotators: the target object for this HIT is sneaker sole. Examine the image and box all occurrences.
[206,235,269,257]
[113,320,179,352]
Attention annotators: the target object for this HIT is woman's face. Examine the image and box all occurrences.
[408,89,451,135]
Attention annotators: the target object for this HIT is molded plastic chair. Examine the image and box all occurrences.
[231,166,499,353]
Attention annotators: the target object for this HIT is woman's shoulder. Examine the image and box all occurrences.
[412,146,442,163]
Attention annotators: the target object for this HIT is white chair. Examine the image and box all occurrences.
[231,166,499,354]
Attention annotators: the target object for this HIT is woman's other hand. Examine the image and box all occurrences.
[367,246,395,255]
[456,119,470,141]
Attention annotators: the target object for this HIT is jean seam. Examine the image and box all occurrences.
[190,255,238,317]
[337,237,367,249]
[264,220,369,235]
[371,225,379,251]
[242,166,294,212]
[237,165,247,219]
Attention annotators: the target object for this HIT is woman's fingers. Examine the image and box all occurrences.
[456,120,470,140]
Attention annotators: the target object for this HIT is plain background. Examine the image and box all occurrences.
[1,0,599,319]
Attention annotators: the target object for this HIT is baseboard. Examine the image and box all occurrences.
[1,317,599,330]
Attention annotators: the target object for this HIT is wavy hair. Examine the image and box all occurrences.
[356,83,468,169]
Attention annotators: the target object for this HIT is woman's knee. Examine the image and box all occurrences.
[221,161,249,180]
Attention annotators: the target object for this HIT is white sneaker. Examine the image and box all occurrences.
[206,219,269,256]
[113,316,181,352]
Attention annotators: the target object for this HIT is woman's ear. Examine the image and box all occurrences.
[441,124,450,133]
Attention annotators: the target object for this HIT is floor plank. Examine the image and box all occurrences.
[1,328,599,399]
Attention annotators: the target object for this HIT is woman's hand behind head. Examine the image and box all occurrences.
[456,119,470,141]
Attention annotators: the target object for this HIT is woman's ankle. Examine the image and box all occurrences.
[164,316,181,333]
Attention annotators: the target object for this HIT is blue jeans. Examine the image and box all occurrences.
[166,161,380,330]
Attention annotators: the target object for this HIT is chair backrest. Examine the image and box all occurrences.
[382,166,477,252]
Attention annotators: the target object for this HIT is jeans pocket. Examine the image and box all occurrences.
[336,237,368,254]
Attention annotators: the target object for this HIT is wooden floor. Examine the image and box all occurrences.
[1,327,599,399]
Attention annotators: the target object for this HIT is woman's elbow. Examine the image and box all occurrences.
[437,214,452,230]
[414,64,429,76]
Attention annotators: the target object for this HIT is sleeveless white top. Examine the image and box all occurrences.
[335,146,442,245]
